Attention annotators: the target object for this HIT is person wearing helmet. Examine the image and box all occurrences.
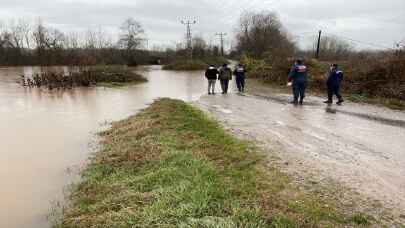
[233,63,247,93]
[324,64,344,105]
[218,63,232,94]
[288,58,308,105]
[205,65,219,95]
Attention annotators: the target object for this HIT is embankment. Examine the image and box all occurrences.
[55,98,376,227]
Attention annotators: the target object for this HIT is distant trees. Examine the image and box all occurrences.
[316,35,354,61]
[192,36,208,58]
[0,17,150,66]
[234,11,296,59]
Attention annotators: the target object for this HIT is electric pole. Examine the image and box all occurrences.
[316,30,322,59]
[181,20,196,59]
[215,32,227,56]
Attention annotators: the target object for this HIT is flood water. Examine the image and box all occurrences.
[0,65,208,228]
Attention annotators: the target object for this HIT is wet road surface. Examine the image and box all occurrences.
[195,86,405,222]
[0,66,206,228]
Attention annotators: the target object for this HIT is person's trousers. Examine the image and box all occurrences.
[236,76,245,92]
[293,81,306,102]
[220,79,230,93]
[327,85,343,101]
[208,80,216,93]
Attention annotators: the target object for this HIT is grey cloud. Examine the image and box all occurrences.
[0,0,404,49]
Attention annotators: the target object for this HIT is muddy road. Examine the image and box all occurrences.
[195,85,405,222]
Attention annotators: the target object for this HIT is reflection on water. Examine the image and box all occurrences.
[0,65,208,228]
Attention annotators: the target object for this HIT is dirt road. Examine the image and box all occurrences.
[195,85,405,223]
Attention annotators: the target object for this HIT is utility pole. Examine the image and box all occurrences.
[215,32,227,56]
[181,20,196,59]
[316,30,322,59]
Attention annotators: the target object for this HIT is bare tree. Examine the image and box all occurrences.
[95,26,114,49]
[118,18,144,51]
[9,19,31,49]
[235,10,295,59]
[118,18,145,65]
[316,35,354,60]
[192,36,207,58]
[84,28,97,49]
[0,29,15,48]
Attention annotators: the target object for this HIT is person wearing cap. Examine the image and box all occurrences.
[288,58,308,105]
[218,63,232,94]
[205,65,219,95]
[324,64,344,105]
[233,63,247,93]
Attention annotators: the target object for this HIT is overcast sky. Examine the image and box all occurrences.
[0,0,404,50]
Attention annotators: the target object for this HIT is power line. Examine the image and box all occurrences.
[215,32,227,56]
[315,30,322,59]
[181,19,197,59]
[323,32,395,50]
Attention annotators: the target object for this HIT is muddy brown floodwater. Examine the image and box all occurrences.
[0,65,209,228]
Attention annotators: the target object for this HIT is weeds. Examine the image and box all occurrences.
[22,65,147,89]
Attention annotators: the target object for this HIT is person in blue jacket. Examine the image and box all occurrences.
[233,63,246,93]
[324,64,344,105]
[288,58,308,105]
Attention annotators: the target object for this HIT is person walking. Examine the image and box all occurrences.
[233,63,246,93]
[218,63,232,94]
[324,64,344,105]
[205,65,219,95]
[288,58,308,105]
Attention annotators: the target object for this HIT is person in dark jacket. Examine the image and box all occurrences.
[288,58,308,105]
[233,63,246,93]
[218,63,232,94]
[205,65,219,95]
[324,64,344,105]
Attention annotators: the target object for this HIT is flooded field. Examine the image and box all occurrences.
[0,66,207,228]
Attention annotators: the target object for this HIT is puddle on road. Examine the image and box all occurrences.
[0,65,207,228]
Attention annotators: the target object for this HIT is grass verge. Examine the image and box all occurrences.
[55,98,375,227]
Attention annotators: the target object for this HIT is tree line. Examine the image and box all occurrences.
[0,18,151,66]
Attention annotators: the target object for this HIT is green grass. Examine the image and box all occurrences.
[55,99,376,227]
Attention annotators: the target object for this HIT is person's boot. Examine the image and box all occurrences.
[337,99,344,105]
[324,100,333,104]
[290,100,298,105]
[299,100,304,105]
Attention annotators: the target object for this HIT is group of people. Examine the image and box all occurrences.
[204,63,246,94]
[204,59,344,106]
[287,58,344,105]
